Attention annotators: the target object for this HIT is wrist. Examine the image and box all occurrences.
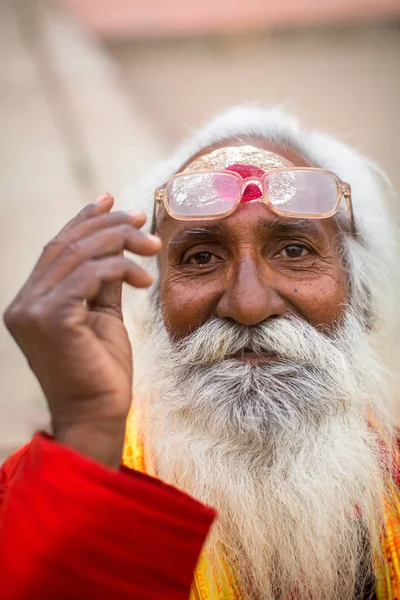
[53,418,127,468]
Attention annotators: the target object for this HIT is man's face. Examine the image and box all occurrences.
[156,137,348,342]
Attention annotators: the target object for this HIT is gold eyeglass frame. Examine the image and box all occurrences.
[153,167,354,232]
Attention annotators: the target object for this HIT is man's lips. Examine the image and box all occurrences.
[230,349,278,364]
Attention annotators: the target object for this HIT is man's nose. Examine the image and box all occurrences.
[216,257,286,326]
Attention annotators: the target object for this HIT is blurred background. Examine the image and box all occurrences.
[1,0,399,461]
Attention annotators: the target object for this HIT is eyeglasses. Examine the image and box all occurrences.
[154,168,354,230]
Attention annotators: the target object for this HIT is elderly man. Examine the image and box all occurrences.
[1,106,399,600]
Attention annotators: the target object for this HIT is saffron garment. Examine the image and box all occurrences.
[1,423,400,600]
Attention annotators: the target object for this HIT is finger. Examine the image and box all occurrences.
[28,210,147,287]
[52,257,154,311]
[87,216,149,318]
[60,193,115,235]
[34,194,115,273]
[60,210,148,247]
[33,225,161,295]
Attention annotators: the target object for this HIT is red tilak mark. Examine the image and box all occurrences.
[225,163,265,203]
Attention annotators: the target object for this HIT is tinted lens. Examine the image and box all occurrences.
[167,173,240,217]
[266,170,339,216]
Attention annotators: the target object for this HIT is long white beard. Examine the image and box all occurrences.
[133,309,395,600]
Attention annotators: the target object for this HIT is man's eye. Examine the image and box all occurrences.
[279,245,309,258]
[186,251,216,265]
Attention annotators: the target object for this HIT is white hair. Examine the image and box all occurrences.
[121,104,400,410]
[134,306,393,599]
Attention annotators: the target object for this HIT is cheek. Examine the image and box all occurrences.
[160,274,219,339]
[289,271,349,328]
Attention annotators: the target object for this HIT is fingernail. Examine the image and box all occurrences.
[128,210,145,218]
[94,193,112,204]
[146,233,161,244]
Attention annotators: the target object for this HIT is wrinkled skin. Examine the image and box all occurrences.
[3,138,348,466]
[158,138,348,339]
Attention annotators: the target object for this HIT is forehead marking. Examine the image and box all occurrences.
[183,145,294,172]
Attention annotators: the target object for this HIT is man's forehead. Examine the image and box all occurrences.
[155,139,320,237]
[182,145,294,172]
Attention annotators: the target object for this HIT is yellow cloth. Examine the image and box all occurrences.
[122,411,400,600]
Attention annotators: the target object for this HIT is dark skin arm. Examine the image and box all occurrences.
[3,194,161,468]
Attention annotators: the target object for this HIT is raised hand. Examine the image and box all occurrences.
[3,194,161,467]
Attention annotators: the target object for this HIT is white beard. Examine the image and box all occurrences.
[133,308,395,600]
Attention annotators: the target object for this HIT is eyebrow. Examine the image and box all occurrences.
[263,218,321,237]
[169,223,226,246]
[169,218,322,247]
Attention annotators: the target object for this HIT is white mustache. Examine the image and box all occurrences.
[172,313,350,371]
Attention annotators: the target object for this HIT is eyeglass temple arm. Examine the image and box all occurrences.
[154,188,163,202]
[340,183,355,234]
[151,189,164,233]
